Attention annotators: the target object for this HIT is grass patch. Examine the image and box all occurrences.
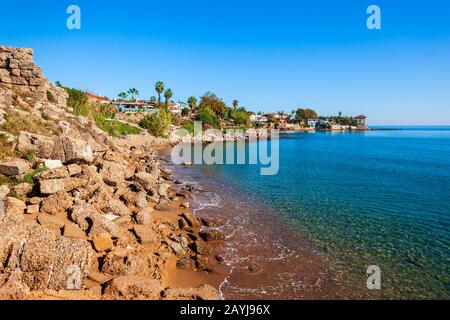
[0,112,60,136]
[95,116,141,137]
[20,167,47,184]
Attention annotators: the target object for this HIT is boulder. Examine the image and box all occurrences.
[164,284,221,300]
[0,159,30,176]
[102,199,129,217]
[40,191,73,215]
[0,272,30,300]
[1,197,26,222]
[99,161,125,187]
[20,225,57,290]
[67,163,82,176]
[199,230,225,242]
[12,183,33,198]
[37,214,65,229]
[39,179,64,194]
[0,185,10,199]
[26,204,40,214]
[133,225,157,245]
[17,132,55,159]
[134,172,158,191]
[92,232,113,252]
[47,238,93,290]
[70,203,121,238]
[104,276,162,300]
[63,224,85,239]
[135,208,151,225]
[61,136,94,164]
[44,159,63,170]
[101,249,144,276]
[135,191,148,209]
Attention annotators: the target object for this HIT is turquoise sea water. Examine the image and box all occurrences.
[192,127,450,299]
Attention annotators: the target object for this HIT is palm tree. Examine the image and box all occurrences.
[187,96,197,112]
[232,99,239,110]
[155,81,165,106]
[164,89,173,106]
[118,92,128,100]
[127,88,139,101]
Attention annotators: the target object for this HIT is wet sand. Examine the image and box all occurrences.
[157,149,374,300]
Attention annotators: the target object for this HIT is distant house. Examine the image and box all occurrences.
[112,100,154,113]
[168,102,182,115]
[354,115,367,128]
[307,119,319,128]
[86,93,111,105]
[250,113,268,125]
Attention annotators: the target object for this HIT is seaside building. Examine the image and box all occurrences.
[85,93,111,105]
[168,102,182,115]
[354,115,368,129]
[307,119,319,128]
[112,100,155,113]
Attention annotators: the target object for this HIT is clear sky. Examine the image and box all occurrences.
[1,0,450,125]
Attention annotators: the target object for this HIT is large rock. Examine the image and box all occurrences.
[1,197,26,223]
[164,284,221,300]
[101,249,144,276]
[102,199,129,217]
[104,276,162,300]
[40,191,73,215]
[0,159,30,176]
[20,225,57,290]
[0,185,10,199]
[99,161,125,187]
[0,272,30,300]
[70,203,121,238]
[17,132,55,159]
[47,238,93,290]
[134,172,158,191]
[61,137,94,164]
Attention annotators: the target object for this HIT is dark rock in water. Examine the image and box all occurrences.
[195,255,211,271]
[174,179,183,185]
[201,218,221,228]
[176,255,191,270]
[245,261,263,275]
[193,241,213,255]
[199,230,225,242]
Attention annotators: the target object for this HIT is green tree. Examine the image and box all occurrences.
[139,108,172,137]
[155,81,165,105]
[199,92,227,118]
[230,109,250,126]
[232,99,239,110]
[118,92,128,100]
[295,108,318,122]
[187,96,197,112]
[164,88,173,106]
[181,108,190,117]
[127,88,139,101]
[195,107,221,129]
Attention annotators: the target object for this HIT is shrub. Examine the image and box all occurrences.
[46,90,56,103]
[96,117,141,137]
[230,109,250,126]
[195,107,221,129]
[139,108,172,137]
[181,107,190,117]
[65,87,89,116]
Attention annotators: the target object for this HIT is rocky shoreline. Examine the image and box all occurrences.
[0,46,225,300]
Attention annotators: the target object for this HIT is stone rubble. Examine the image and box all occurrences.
[0,46,224,300]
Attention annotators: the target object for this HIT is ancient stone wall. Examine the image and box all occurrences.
[0,46,66,108]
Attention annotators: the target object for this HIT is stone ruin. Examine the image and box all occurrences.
[0,46,66,109]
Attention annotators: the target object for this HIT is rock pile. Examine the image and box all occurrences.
[0,46,66,109]
[0,46,223,300]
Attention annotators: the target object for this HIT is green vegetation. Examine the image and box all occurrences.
[118,92,128,100]
[95,117,141,137]
[164,88,173,106]
[199,92,227,118]
[127,88,139,101]
[181,107,190,117]
[0,112,60,136]
[139,108,172,137]
[155,81,165,105]
[195,107,221,129]
[295,108,318,123]
[46,90,56,103]
[230,108,250,126]
[65,87,89,116]
[232,99,239,110]
[20,166,47,184]
[187,96,197,112]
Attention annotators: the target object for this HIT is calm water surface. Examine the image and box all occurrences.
[186,127,450,299]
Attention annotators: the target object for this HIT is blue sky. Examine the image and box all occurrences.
[1,0,450,125]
